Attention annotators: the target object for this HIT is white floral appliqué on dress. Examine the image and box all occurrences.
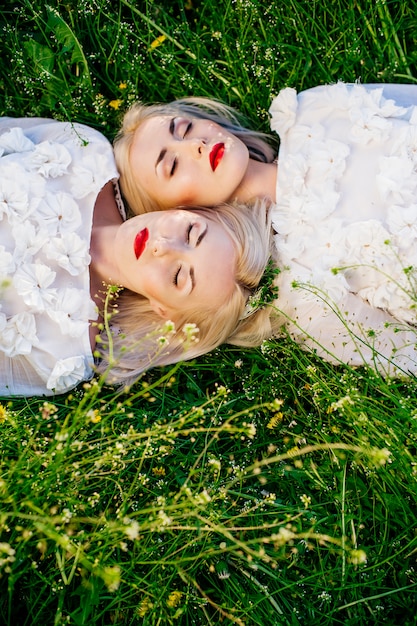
[269,83,417,376]
[0,119,119,395]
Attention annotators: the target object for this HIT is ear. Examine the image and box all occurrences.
[149,298,169,319]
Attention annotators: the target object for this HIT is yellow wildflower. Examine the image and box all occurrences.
[137,596,153,617]
[87,409,101,423]
[166,590,183,608]
[119,82,127,89]
[267,412,283,429]
[109,99,123,110]
[150,35,167,50]
[0,404,8,424]
[152,466,166,477]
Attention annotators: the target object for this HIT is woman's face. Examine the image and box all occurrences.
[129,115,250,207]
[113,209,236,321]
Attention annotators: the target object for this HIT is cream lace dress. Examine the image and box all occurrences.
[0,118,119,396]
[269,82,417,376]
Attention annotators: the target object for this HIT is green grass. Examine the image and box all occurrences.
[1,1,417,624]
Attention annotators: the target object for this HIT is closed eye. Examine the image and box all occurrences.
[186,223,193,243]
[170,158,177,177]
[183,121,192,137]
[173,265,181,286]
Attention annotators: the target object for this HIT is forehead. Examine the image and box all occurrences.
[133,114,170,149]
[194,216,236,305]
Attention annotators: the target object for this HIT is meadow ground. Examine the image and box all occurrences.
[1,1,417,624]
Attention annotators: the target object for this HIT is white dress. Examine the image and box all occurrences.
[0,118,119,396]
[269,83,417,376]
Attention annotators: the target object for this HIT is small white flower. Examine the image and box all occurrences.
[124,520,140,541]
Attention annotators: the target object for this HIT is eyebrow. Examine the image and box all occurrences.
[189,225,207,293]
[155,118,176,172]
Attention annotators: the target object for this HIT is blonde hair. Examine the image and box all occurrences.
[96,200,275,386]
[113,97,278,215]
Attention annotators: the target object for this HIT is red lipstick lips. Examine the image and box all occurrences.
[134,228,149,259]
[210,142,225,171]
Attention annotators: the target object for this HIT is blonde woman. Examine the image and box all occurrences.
[114,83,417,377]
[0,117,272,396]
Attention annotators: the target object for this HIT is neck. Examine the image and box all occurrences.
[233,159,277,204]
[89,182,124,305]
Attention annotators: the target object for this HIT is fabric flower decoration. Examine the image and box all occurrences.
[269,87,298,135]
[0,312,38,357]
[70,152,112,198]
[28,141,72,178]
[377,155,416,205]
[47,287,96,336]
[46,356,89,392]
[13,263,57,311]
[36,191,82,234]
[0,175,31,223]
[386,204,417,249]
[44,232,90,276]
[0,127,35,154]
[12,221,48,266]
[0,245,15,276]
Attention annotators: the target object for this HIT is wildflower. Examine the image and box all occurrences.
[0,404,8,424]
[124,519,140,541]
[267,412,283,429]
[150,35,167,50]
[369,447,391,466]
[61,508,72,523]
[272,527,296,545]
[109,99,123,110]
[300,494,312,509]
[349,549,367,565]
[119,82,127,90]
[270,398,284,411]
[182,322,199,345]
[234,359,243,368]
[137,596,153,617]
[329,395,355,412]
[166,590,183,608]
[40,401,57,420]
[195,489,211,505]
[208,457,221,472]
[152,466,166,477]
[244,422,256,438]
[162,320,176,334]
[157,510,172,526]
[101,565,121,592]
[87,409,101,423]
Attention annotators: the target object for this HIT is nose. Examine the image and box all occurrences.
[177,137,205,159]
[152,236,181,257]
